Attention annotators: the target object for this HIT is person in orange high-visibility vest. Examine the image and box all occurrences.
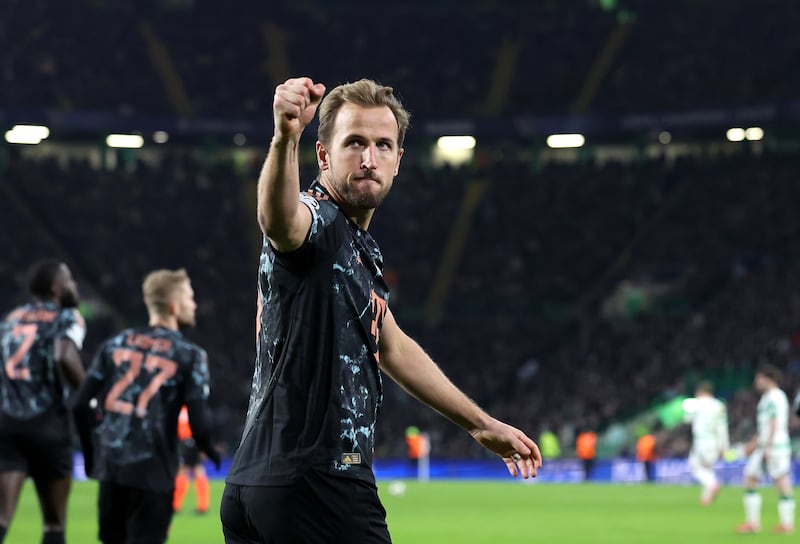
[405,426,429,472]
[637,432,658,483]
[174,405,211,513]
[575,430,597,482]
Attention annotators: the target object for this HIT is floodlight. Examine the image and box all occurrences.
[4,124,50,144]
[726,128,746,142]
[546,134,585,149]
[106,134,144,148]
[745,127,764,141]
[437,136,476,151]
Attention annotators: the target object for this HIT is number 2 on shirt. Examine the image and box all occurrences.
[4,323,38,381]
[105,348,178,416]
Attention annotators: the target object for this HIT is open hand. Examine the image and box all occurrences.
[470,419,543,479]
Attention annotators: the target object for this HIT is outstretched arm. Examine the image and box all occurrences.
[379,309,542,478]
[258,77,326,252]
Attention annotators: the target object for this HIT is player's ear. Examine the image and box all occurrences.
[316,141,329,171]
[393,147,404,176]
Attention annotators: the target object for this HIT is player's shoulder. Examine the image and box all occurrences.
[116,326,139,340]
[54,307,87,349]
[5,301,60,324]
[0,304,25,326]
[101,328,135,350]
[167,329,202,351]
[58,306,85,328]
[301,184,340,223]
[183,339,207,359]
[760,387,788,406]
[768,387,789,400]
[142,327,201,357]
[170,334,207,362]
[172,340,209,382]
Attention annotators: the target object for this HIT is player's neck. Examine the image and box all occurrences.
[149,315,178,331]
[318,177,375,230]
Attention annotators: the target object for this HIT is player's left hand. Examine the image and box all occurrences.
[469,419,543,479]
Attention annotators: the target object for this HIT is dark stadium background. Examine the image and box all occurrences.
[2,0,800,467]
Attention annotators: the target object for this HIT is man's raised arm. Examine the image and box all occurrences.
[258,77,326,252]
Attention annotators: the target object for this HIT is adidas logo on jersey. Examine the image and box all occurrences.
[341,453,361,465]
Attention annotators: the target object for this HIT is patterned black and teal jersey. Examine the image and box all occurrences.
[0,300,85,422]
[227,181,389,486]
[85,326,210,492]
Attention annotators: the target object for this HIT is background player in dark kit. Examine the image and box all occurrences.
[0,260,86,544]
[73,269,219,544]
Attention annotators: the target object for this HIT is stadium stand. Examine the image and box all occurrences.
[2,0,799,461]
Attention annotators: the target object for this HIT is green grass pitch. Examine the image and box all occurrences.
[4,479,791,543]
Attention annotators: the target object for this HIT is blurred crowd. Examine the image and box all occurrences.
[3,146,800,460]
[381,150,800,459]
[2,0,800,461]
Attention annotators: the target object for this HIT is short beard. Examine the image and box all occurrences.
[336,173,391,210]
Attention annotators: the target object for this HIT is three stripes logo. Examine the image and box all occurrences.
[341,453,361,465]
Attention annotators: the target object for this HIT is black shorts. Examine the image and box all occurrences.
[0,412,73,481]
[98,481,174,544]
[221,469,391,544]
[178,438,200,467]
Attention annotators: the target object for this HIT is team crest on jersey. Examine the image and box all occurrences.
[341,453,361,465]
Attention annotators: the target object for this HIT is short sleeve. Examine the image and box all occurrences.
[299,192,321,225]
[60,308,86,350]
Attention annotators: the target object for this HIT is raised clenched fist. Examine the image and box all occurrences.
[272,77,326,140]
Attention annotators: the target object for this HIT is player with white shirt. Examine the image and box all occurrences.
[736,364,795,534]
[686,381,729,505]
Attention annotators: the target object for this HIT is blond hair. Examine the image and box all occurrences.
[317,79,411,148]
[142,269,190,316]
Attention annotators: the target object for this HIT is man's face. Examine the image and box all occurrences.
[174,281,197,329]
[54,264,79,308]
[317,103,404,210]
